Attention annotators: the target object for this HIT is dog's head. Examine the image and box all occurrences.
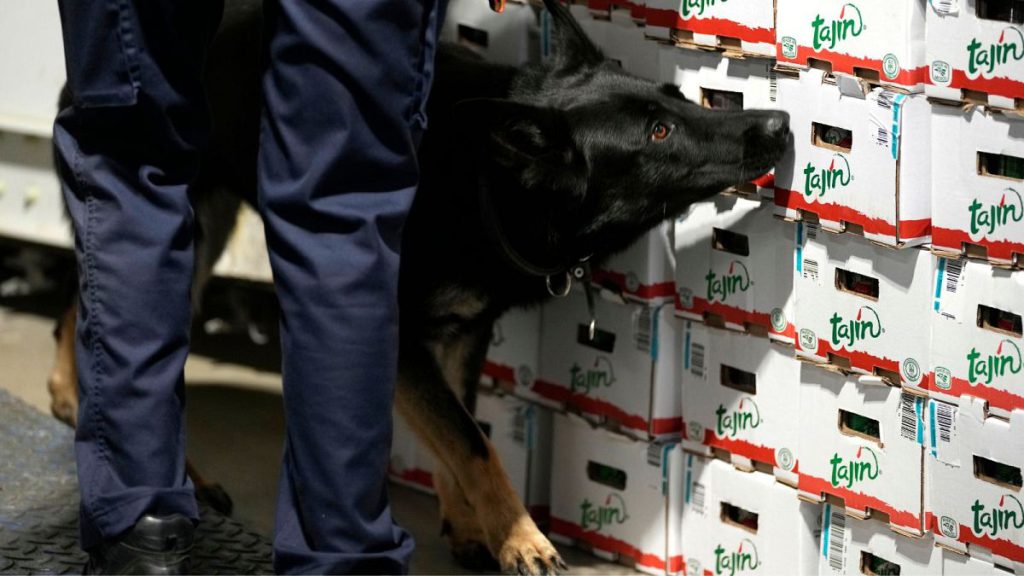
[457,0,791,263]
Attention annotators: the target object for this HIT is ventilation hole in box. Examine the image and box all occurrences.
[973,455,1023,489]
[701,88,744,111]
[720,502,759,533]
[852,67,881,83]
[720,364,757,395]
[587,460,628,490]
[839,409,881,444]
[712,227,750,256]
[835,268,880,300]
[457,24,489,49]
[813,122,853,151]
[577,324,616,352]
[977,0,1024,24]
[978,151,1024,181]
[977,304,1023,337]
[861,551,901,576]
[807,58,834,74]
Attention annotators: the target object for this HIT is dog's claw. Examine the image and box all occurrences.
[554,555,568,572]
[516,559,529,575]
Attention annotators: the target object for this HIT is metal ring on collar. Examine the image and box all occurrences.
[546,271,572,298]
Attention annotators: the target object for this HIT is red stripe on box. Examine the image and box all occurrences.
[752,173,775,188]
[928,373,1024,415]
[926,512,1024,564]
[643,9,774,44]
[799,473,921,531]
[550,517,669,570]
[391,467,434,490]
[674,296,796,341]
[567,392,683,435]
[932,226,1024,264]
[703,430,785,470]
[483,361,516,383]
[775,187,931,241]
[797,337,902,383]
[590,268,677,300]
[531,379,572,403]
[775,45,928,86]
[945,69,1024,104]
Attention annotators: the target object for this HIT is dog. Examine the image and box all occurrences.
[47,0,791,572]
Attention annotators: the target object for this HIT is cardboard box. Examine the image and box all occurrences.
[441,0,538,66]
[482,306,545,399]
[775,0,927,89]
[549,413,683,575]
[930,105,1024,267]
[773,68,932,248]
[645,0,775,57]
[389,414,436,494]
[675,196,797,344]
[925,1,1024,110]
[474,391,553,524]
[680,322,801,484]
[591,221,677,305]
[794,223,933,388]
[680,455,821,576]
[818,503,937,575]
[797,363,926,536]
[930,256,1024,417]
[537,289,683,439]
[926,396,1024,572]
[658,46,780,198]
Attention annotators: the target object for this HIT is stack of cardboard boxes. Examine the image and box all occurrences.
[391,0,1024,574]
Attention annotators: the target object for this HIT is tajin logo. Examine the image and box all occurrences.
[967,27,1024,78]
[967,339,1023,386]
[714,539,760,576]
[830,306,883,348]
[829,446,880,489]
[580,494,630,531]
[968,188,1024,237]
[803,154,852,198]
[972,494,1024,538]
[715,398,762,438]
[570,357,616,394]
[706,261,752,303]
[811,4,864,51]
[680,0,727,18]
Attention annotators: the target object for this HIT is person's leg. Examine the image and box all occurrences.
[257,0,444,572]
[52,0,223,552]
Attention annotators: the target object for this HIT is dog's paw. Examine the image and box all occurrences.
[47,373,78,428]
[450,538,500,571]
[496,516,567,575]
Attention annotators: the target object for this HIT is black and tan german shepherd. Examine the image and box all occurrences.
[48,0,791,572]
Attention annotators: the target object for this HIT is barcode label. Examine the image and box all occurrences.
[931,400,960,466]
[944,259,964,294]
[827,507,847,572]
[932,0,958,15]
[899,393,920,443]
[936,402,955,444]
[513,407,527,444]
[691,482,706,515]
[634,307,653,353]
[690,342,706,377]
[769,65,778,103]
[802,259,820,283]
[875,126,890,149]
[647,443,663,467]
[806,223,819,240]
[876,91,896,110]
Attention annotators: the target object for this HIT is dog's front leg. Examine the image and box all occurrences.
[48,299,79,427]
[396,340,565,575]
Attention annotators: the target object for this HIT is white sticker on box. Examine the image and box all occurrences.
[634,306,653,354]
[935,257,966,320]
[899,393,924,444]
[929,400,960,467]
[824,504,847,573]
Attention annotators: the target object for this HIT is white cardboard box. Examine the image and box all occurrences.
[680,322,801,484]
[925,1,1024,109]
[549,413,683,575]
[538,289,683,440]
[441,0,538,66]
[675,196,797,344]
[773,68,932,248]
[775,0,927,89]
[474,391,553,524]
[482,306,545,398]
[930,257,1024,417]
[926,396,1024,572]
[797,363,926,536]
[659,46,780,198]
[680,454,821,576]
[930,104,1024,267]
[591,221,677,305]
[644,0,775,56]
[794,223,933,389]
[818,503,937,575]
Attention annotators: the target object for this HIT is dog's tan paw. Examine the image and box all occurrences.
[496,516,567,575]
[47,372,78,428]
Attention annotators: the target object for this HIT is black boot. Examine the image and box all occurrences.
[85,514,195,575]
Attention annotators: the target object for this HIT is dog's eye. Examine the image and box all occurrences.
[650,122,672,142]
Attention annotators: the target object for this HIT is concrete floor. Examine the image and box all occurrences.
[0,285,629,575]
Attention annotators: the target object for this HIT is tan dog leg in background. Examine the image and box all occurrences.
[48,300,79,427]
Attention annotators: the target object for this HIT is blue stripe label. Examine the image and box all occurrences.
[796,223,804,273]
[822,504,832,558]
[684,325,691,371]
[684,454,693,504]
[934,257,946,312]
[929,401,938,458]
[891,94,907,160]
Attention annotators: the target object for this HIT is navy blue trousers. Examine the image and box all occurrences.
[52,0,443,572]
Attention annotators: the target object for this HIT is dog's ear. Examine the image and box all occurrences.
[455,98,583,192]
[541,0,603,71]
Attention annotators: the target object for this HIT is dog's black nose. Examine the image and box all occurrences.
[759,111,790,140]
